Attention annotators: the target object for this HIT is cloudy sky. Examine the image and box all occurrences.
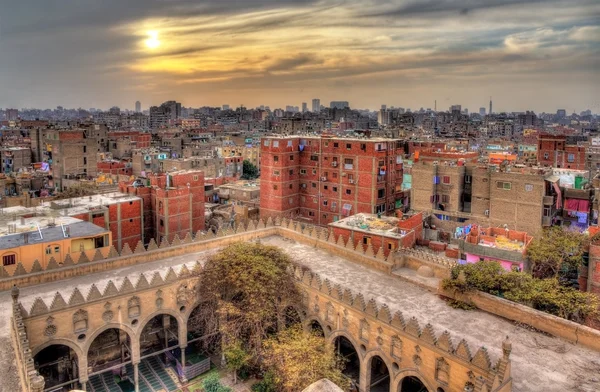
[0,0,598,112]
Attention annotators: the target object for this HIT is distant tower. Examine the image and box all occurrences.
[434,100,437,112]
[135,101,141,113]
[489,97,493,115]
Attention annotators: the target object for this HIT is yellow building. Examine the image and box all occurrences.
[0,216,111,274]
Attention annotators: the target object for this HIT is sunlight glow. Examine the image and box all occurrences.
[145,31,160,49]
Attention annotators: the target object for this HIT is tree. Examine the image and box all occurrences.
[526,227,588,280]
[224,340,250,384]
[202,372,232,392]
[195,242,301,360]
[241,160,259,180]
[260,326,351,392]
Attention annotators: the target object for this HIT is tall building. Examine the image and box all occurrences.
[149,100,181,128]
[312,99,320,113]
[260,136,407,225]
[5,109,18,121]
[135,101,141,113]
[302,102,308,113]
[557,109,566,118]
[330,101,350,110]
[489,97,493,115]
[479,107,486,116]
[223,104,230,110]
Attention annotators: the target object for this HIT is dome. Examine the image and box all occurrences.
[302,379,344,392]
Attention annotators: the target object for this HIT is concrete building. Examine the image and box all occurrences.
[1,147,31,174]
[312,99,320,113]
[411,162,556,235]
[5,109,18,121]
[135,101,141,113]
[330,101,350,109]
[260,135,406,225]
[538,133,587,170]
[150,101,181,129]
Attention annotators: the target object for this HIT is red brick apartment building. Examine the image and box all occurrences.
[120,169,205,243]
[260,136,406,225]
[538,134,586,170]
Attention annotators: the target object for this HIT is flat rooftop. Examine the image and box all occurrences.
[0,236,597,391]
[1,192,141,218]
[0,220,108,250]
[330,213,408,238]
[262,135,400,142]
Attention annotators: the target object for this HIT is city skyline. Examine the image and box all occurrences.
[0,0,598,112]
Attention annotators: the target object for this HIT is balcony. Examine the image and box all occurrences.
[543,195,554,206]
[564,188,590,200]
[344,164,354,170]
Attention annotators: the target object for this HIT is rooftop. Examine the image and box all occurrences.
[262,135,400,142]
[330,213,408,238]
[0,219,108,250]
[0,235,597,391]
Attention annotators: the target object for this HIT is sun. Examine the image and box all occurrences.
[145,31,160,49]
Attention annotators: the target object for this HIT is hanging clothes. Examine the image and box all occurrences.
[566,199,579,211]
[578,199,590,212]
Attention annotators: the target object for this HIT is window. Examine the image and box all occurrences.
[375,204,385,213]
[311,155,318,161]
[274,156,279,162]
[273,185,278,190]
[378,189,385,198]
[334,142,339,148]
[496,181,512,190]
[264,140,270,146]
[324,185,328,190]
[442,176,451,184]
[344,158,354,169]
[333,187,338,192]
[300,169,307,175]
[290,155,294,161]
[323,200,328,206]
[312,182,317,188]
[312,169,317,175]
[273,141,279,147]
[333,172,338,178]
[379,160,385,167]
[83,157,87,165]
[346,143,352,150]
[193,175,199,181]
[3,254,16,266]
[45,247,52,255]
[83,146,87,153]
[568,154,575,163]
[309,211,315,216]
[442,195,450,203]
[289,169,294,175]
[525,184,534,192]
[363,236,371,245]
[325,142,329,147]
[361,143,366,150]
[160,219,164,227]
[274,170,280,176]
[346,189,352,195]
[54,246,60,253]
[543,207,551,217]
[289,184,293,189]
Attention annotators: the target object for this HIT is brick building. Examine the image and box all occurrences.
[260,136,406,225]
[411,162,555,235]
[538,133,586,170]
[121,170,205,243]
[1,147,31,173]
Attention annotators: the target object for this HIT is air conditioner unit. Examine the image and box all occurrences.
[484,209,490,216]
[349,179,355,184]
[321,177,327,181]
[332,162,338,167]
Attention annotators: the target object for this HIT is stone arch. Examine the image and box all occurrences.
[303,317,326,337]
[185,301,220,356]
[363,350,393,392]
[393,370,436,392]
[330,330,363,388]
[138,308,186,347]
[83,323,138,364]
[33,341,82,391]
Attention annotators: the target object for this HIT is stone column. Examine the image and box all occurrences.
[78,354,88,391]
[30,374,45,392]
[359,360,368,392]
[180,346,188,383]
[134,362,140,392]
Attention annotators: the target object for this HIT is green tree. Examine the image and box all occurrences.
[195,242,301,360]
[224,340,250,384]
[260,326,351,392]
[202,372,232,392]
[241,160,259,180]
[526,227,588,280]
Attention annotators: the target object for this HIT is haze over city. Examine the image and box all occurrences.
[1,0,598,112]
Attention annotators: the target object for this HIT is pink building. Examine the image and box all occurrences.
[458,227,533,271]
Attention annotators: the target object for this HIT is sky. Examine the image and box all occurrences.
[0,0,598,113]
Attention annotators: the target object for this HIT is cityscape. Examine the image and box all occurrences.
[0,1,599,392]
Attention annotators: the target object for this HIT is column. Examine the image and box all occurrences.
[359,360,368,392]
[180,346,188,383]
[78,355,88,392]
[134,362,140,392]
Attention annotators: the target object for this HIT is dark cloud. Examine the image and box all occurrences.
[364,0,571,18]
[267,54,320,72]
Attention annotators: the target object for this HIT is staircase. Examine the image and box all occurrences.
[125,364,153,392]
[101,372,123,392]
[147,356,178,391]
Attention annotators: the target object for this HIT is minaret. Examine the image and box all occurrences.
[489,96,493,115]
